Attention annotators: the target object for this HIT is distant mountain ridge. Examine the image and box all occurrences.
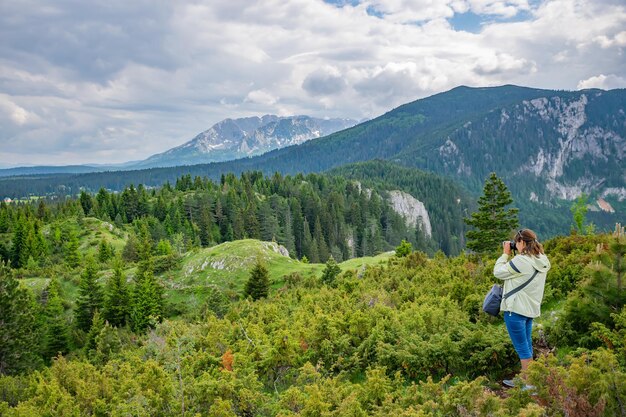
[0,115,357,177]
[134,115,358,168]
[1,85,624,238]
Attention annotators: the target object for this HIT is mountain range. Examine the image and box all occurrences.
[1,85,624,237]
[134,115,358,168]
[0,115,357,176]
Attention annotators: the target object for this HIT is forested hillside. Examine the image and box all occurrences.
[1,188,624,416]
[2,85,623,239]
[0,163,469,262]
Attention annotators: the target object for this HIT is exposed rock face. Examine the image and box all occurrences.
[438,90,625,205]
[387,190,432,237]
[517,94,625,200]
[139,115,357,168]
[262,241,290,258]
[596,198,615,213]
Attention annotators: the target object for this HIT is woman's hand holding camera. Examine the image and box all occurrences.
[502,240,516,255]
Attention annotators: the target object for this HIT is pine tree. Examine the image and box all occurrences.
[321,256,341,287]
[10,216,29,268]
[570,194,589,234]
[98,238,113,263]
[464,172,519,254]
[280,207,296,258]
[198,205,213,247]
[0,204,9,233]
[96,187,111,219]
[64,230,81,268]
[79,190,93,216]
[131,271,163,333]
[85,309,105,357]
[36,199,47,220]
[43,279,70,360]
[92,322,121,365]
[244,260,270,300]
[395,239,412,257]
[0,262,41,375]
[302,218,313,261]
[259,201,279,242]
[314,216,330,262]
[103,259,130,327]
[130,225,163,333]
[75,257,103,332]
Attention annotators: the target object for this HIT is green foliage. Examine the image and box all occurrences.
[395,239,412,257]
[103,260,130,327]
[549,235,626,348]
[571,194,589,234]
[74,257,103,332]
[465,172,519,254]
[526,350,625,417]
[0,263,41,375]
[64,231,81,268]
[42,279,70,361]
[84,309,105,358]
[320,256,341,287]
[9,216,28,268]
[130,225,164,332]
[244,259,270,300]
[97,237,114,263]
[3,171,626,416]
[130,271,163,333]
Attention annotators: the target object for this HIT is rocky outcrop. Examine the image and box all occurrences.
[387,190,432,237]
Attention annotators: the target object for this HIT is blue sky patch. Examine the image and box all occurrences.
[449,8,535,33]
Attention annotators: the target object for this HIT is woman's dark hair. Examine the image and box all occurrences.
[514,229,544,256]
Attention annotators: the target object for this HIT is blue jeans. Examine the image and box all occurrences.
[504,311,533,360]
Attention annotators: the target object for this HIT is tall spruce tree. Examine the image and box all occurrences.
[75,257,103,332]
[64,230,81,268]
[43,279,70,360]
[10,216,28,268]
[103,259,130,327]
[0,204,9,233]
[244,260,270,300]
[79,190,93,216]
[464,172,519,254]
[130,225,163,332]
[0,262,41,375]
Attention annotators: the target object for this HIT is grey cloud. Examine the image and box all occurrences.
[0,0,177,84]
[302,69,347,96]
[0,0,625,166]
[353,66,428,108]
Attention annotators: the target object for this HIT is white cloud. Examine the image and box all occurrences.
[577,74,626,90]
[467,0,530,18]
[245,89,279,106]
[0,0,624,166]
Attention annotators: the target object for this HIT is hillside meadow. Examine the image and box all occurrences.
[0,172,625,416]
[1,226,625,416]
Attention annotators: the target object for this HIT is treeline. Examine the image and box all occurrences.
[1,165,467,271]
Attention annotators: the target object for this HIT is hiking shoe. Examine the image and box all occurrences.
[521,384,536,393]
[503,379,516,388]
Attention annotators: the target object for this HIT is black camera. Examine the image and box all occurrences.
[508,240,517,253]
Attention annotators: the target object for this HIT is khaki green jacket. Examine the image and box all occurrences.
[493,253,551,318]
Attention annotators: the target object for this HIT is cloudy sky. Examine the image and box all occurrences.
[1,0,625,167]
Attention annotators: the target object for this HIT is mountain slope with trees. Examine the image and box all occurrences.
[2,85,623,238]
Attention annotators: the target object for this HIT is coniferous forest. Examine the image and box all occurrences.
[0,167,625,416]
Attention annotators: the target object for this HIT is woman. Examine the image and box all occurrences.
[494,228,551,388]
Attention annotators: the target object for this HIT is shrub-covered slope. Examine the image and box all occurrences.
[1,231,625,416]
